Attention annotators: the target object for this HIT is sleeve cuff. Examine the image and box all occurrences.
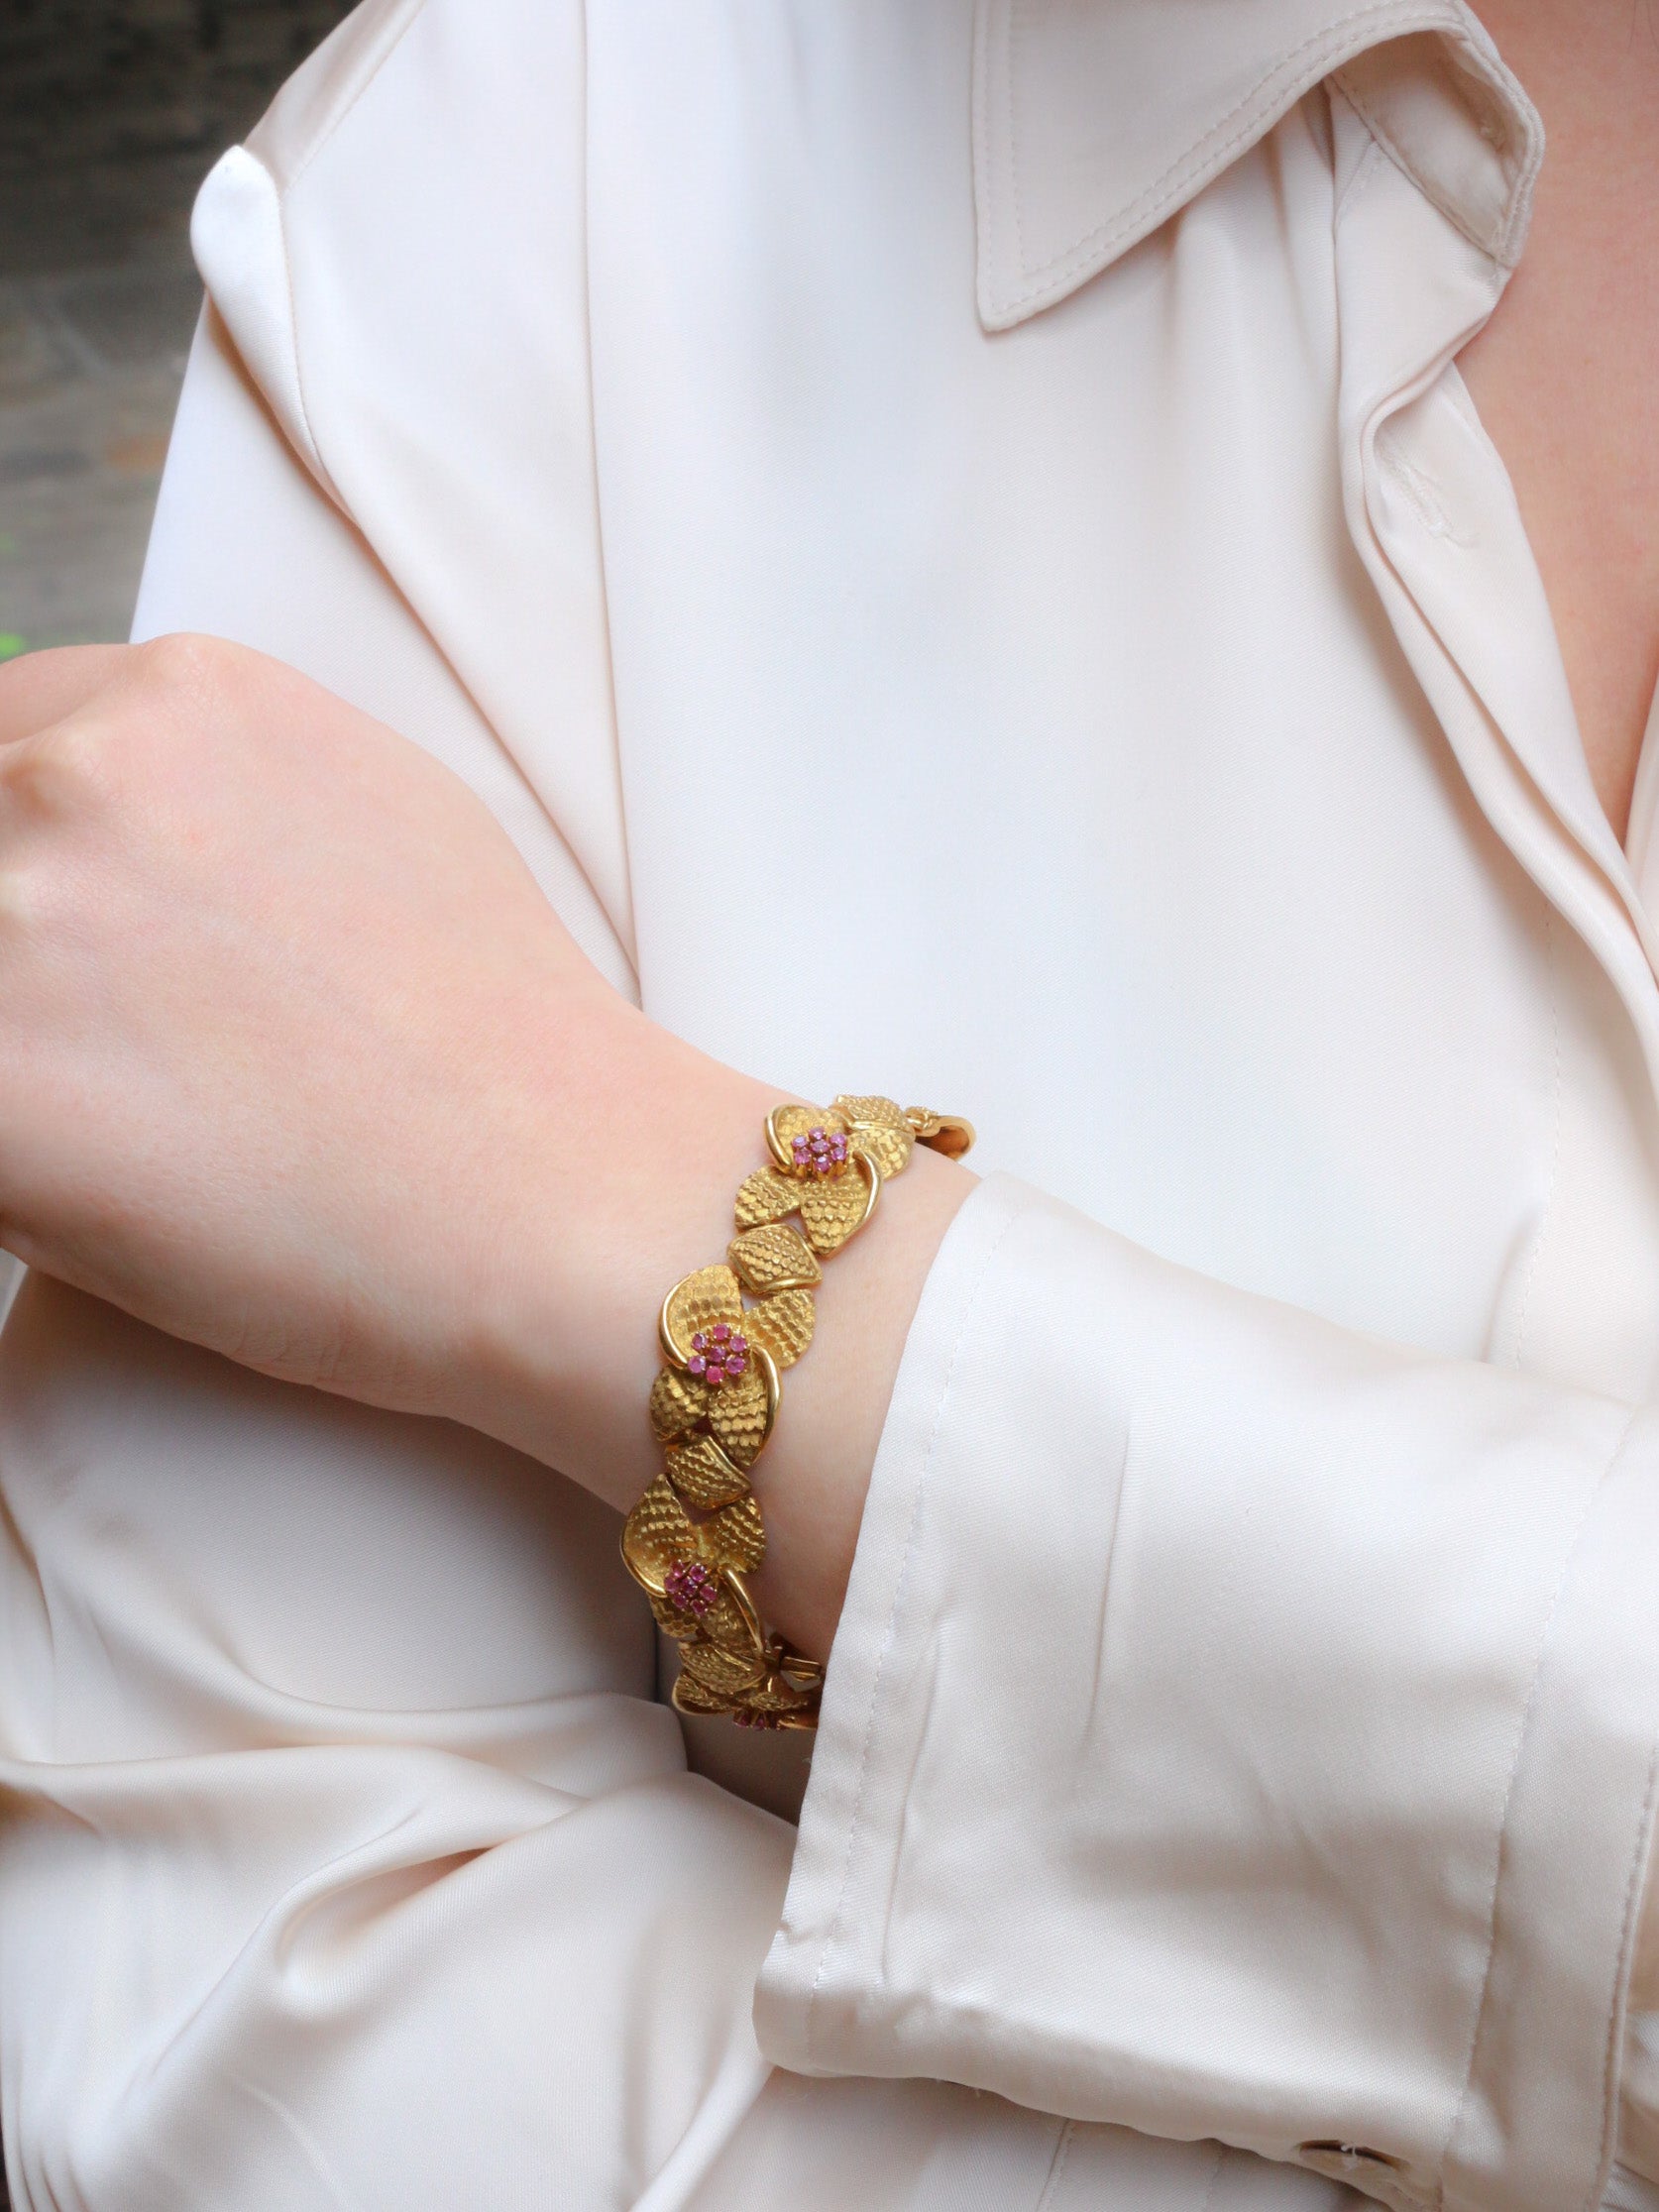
[756,1174,1659,2212]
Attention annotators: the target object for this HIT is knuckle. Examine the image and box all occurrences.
[0,718,115,817]
[132,629,238,706]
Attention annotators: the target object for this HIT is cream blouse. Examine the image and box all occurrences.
[4,3,1659,2209]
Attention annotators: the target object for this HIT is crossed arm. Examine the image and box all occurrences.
[0,629,971,1665]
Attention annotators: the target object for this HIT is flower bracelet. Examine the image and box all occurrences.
[620,1095,974,1730]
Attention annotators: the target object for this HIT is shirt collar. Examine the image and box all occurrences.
[972,0,1543,330]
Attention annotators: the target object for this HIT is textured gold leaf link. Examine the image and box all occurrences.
[719,1566,766,1645]
[740,1286,816,1368]
[799,1151,879,1253]
[663,1434,749,1509]
[854,1123,911,1177]
[704,1492,766,1574]
[830,1094,906,1130]
[698,1583,765,1655]
[830,1095,914,1180]
[734,1166,803,1230]
[680,1637,771,1695]
[727,1223,821,1294]
[708,1362,774,1466]
[671,1671,736,1717]
[661,1265,745,1366]
[648,1365,705,1443]
[620,1475,693,1594]
[649,1592,700,1642]
[651,1582,756,1652]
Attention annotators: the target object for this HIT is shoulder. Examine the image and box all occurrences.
[242,0,430,199]
[243,0,581,202]
[189,0,589,505]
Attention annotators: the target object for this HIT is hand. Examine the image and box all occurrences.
[0,636,970,1649]
[0,635,735,1433]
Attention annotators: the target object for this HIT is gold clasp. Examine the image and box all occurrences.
[905,1108,976,1161]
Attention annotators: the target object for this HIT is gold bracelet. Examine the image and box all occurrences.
[620,1095,974,1730]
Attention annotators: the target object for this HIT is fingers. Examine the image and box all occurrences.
[0,644,133,746]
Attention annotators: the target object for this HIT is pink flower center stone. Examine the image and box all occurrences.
[664,1559,719,1618]
[790,1125,849,1178]
[687,1321,749,1386]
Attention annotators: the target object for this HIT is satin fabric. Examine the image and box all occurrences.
[4,2,1659,2207]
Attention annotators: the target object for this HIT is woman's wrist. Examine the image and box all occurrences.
[443,996,776,1502]
[453,1009,973,1662]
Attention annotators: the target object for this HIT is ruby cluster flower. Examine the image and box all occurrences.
[663,1558,720,1617]
[687,1321,748,1386]
[789,1125,849,1178]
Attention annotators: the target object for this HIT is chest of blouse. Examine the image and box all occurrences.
[223,0,1659,1394]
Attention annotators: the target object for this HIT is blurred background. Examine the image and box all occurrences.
[0,0,356,664]
[0,7,357,2197]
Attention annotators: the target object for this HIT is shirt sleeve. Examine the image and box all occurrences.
[757,1172,1659,2212]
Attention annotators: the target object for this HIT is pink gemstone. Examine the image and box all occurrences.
[727,1352,748,1374]
[712,1323,731,1343]
[692,1332,707,1350]
[665,1560,719,1617]
[730,1332,747,1353]
[688,1355,707,1377]
[707,1363,725,1385]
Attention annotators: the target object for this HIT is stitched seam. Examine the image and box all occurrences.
[995,0,1463,311]
[971,0,994,294]
[267,166,334,501]
[1034,2120,1076,2212]
[265,0,427,506]
[1331,63,1504,263]
[804,1192,1027,2062]
[279,0,429,196]
[1587,1734,1659,2212]
[1494,66,1544,265]
[1332,133,1384,229]
[1438,1402,1647,2194]
[1333,115,1505,496]
[1508,909,1563,1370]
[1006,0,1026,276]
